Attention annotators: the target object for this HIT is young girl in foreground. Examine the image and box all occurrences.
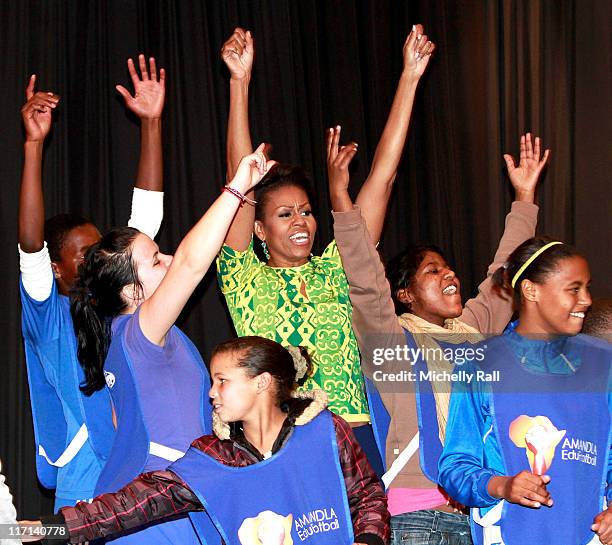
[25,337,389,545]
[438,237,612,545]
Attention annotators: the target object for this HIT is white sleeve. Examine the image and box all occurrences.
[18,243,54,301]
[0,461,18,541]
[127,187,164,239]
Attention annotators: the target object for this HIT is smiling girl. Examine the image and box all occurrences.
[438,238,612,545]
[331,133,548,545]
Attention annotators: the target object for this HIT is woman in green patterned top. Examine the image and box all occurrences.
[216,25,435,470]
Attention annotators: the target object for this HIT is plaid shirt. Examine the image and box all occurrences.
[56,412,389,545]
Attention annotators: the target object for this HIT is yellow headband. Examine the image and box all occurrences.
[511,241,564,288]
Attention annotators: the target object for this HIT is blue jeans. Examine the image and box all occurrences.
[391,510,473,545]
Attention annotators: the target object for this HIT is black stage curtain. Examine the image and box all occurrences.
[0,1,609,515]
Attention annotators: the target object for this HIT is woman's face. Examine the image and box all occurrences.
[521,255,592,336]
[129,233,173,302]
[254,185,317,267]
[398,251,463,326]
[209,351,259,423]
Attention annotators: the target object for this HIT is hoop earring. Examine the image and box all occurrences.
[261,240,270,260]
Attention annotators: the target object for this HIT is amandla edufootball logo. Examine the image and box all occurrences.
[509,415,566,475]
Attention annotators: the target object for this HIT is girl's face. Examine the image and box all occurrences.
[398,251,463,326]
[53,223,102,294]
[522,255,592,336]
[254,185,317,268]
[129,233,173,302]
[209,351,260,423]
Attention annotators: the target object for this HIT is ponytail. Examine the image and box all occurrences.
[70,227,141,395]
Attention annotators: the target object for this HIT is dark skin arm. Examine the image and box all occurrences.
[18,54,165,257]
[116,54,166,192]
[220,28,256,251]
[328,25,435,242]
[18,75,59,253]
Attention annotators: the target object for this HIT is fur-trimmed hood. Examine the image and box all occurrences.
[212,389,328,440]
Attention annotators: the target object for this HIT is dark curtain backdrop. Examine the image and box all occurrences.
[0,0,609,515]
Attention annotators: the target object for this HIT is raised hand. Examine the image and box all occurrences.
[21,75,60,142]
[116,55,165,119]
[592,506,612,544]
[403,24,436,79]
[326,126,358,213]
[221,27,254,81]
[504,133,550,202]
[231,143,276,193]
[488,471,553,508]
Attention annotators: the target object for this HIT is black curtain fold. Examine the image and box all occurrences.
[0,0,609,515]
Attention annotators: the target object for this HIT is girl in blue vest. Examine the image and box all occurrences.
[23,336,389,545]
[18,56,165,510]
[66,147,274,544]
[438,237,612,545]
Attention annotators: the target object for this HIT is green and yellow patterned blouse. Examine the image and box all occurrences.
[217,239,369,422]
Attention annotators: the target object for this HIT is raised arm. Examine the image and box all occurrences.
[116,54,165,192]
[139,145,274,345]
[221,28,256,251]
[328,135,406,379]
[18,75,59,253]
[118,55,166,238]
[353,24,435,242]
[461,133,549,332]
[503,132,550,205]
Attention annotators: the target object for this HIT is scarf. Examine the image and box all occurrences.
[398,312,483,443]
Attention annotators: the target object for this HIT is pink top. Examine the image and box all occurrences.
[387,487,448,515]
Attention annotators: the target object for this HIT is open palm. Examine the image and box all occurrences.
[504,133,550,195]
[116,55,165,119]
